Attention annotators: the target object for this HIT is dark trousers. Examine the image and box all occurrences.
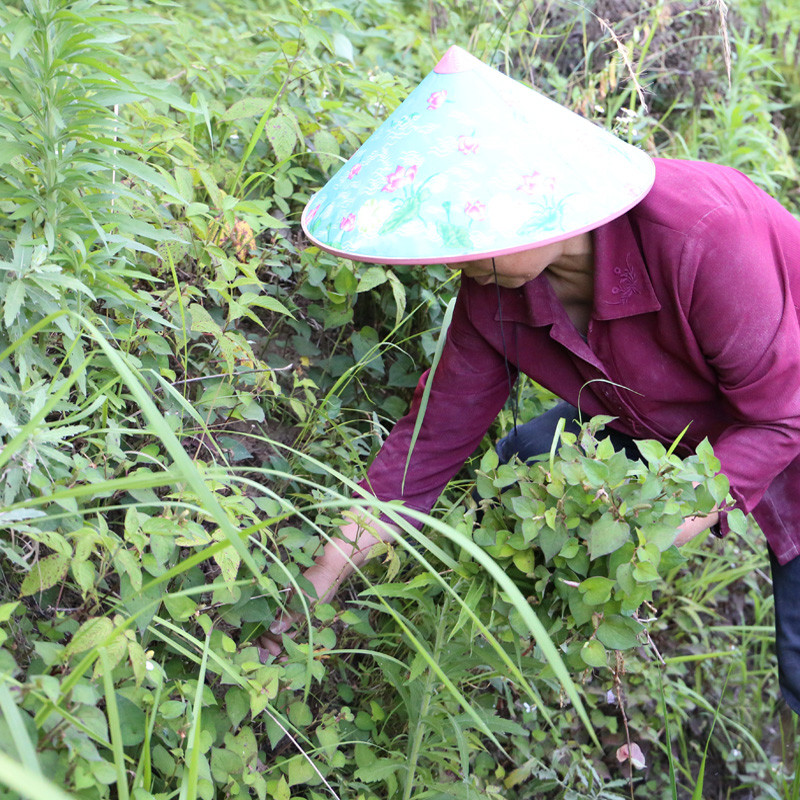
[497,401,800,715]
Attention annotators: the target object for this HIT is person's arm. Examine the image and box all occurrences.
[259,510,400,657]
[680,202,800,530]
[356,285,515,520]
[259,285,514,655]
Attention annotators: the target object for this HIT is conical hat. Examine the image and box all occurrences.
[301,45,654,265]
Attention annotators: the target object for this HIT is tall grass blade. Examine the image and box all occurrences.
[549,415,566,474]
[385,505,599,747]
[359,597,510,758]
[133,674,163,793]
[99,647,130,800]
[179,633,211,800]
[690,669,732,800]
[0,681,40,776]
[659,670,678,800]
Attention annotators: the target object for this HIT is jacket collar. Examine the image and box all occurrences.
[591,213,661,320]
[489,213,661,328]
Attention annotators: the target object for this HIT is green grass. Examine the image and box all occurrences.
[0,0,797,798]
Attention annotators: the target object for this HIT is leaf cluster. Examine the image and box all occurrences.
[465,419,739,671]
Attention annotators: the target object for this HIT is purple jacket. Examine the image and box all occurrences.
[359,159,800,564]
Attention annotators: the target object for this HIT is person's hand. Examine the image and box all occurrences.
[256,510,398,659]
[675,509,720,546]
[256,556,349,659]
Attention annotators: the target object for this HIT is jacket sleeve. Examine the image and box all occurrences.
[357,284,513,521]
[681,203,800,522]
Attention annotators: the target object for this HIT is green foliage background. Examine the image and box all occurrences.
[0,0,799,798]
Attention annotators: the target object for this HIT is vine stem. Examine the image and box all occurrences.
[614,652,636,800]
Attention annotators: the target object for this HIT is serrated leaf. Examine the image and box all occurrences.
[189,303,222,337]
[265,113,296,163]
[65,617,114,657]
[9,17,35,60]
[111,152,189,203]
[354,760,404,783]
[19,553,69,596]
[0,140,28,166]
[356,266,387,293]
[449,577,484,642]
[220,97,271,121]
[0,398,18,431]
[3,280,26,328]
[213,546,240,584]
[313,130,340,173]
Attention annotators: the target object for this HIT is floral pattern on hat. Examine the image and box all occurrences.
[457,134,479,155]
[427,90,447,110]
[381,165,419,193]
[464,200,486,221]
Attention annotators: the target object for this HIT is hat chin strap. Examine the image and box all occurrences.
[492,258,520,448]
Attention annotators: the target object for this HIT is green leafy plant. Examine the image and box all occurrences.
[466,417,739,671]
